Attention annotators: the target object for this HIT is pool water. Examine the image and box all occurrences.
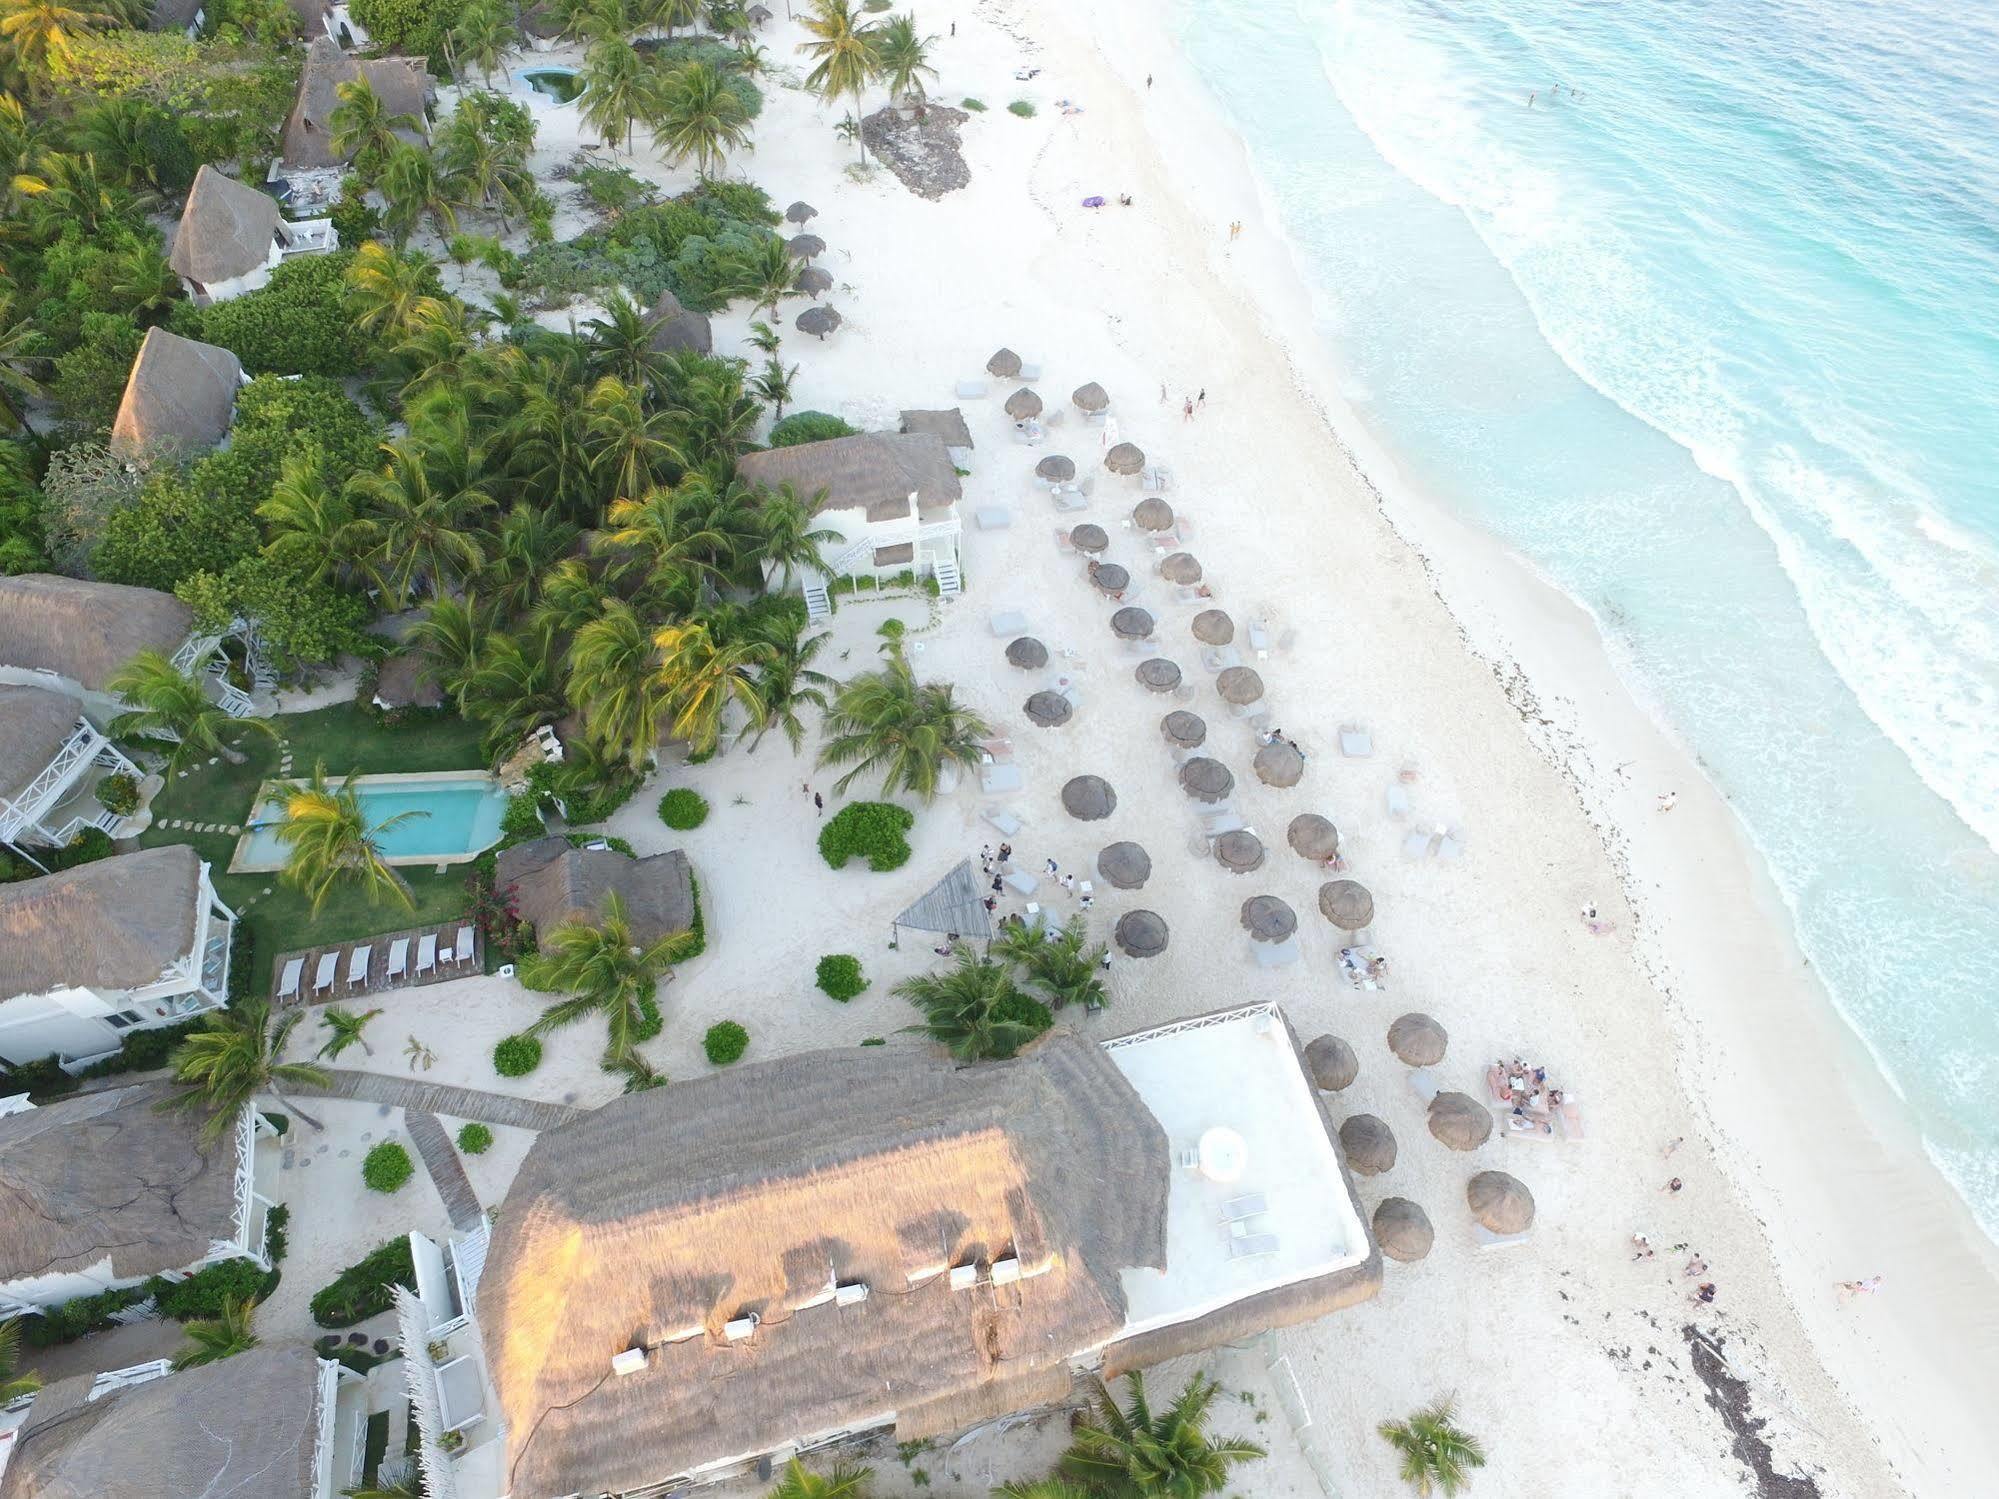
[523,68,585,104]
[236,774,507,869]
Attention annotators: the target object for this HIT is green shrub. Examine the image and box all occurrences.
[961,97,986,111]
[816,954,867,1002]
[309,1236,417,1329]
[1008,99,1036,118]
[704,1020,749,1065]
[456,1122,494,1154]
[767,410,859,448]
[658,787,710,830]
[818,801,915,872]
[362,1141,414,1193]
[95,772,140,816]
[493,1033,542,1077]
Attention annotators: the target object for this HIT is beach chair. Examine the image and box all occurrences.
[982,806,1024,837]
[346,944,373,990]
[312,952,337,996]
[1339,725,1374,758]
[456,926,476,965]
[276,957,304,1002]
[416,934,437,977]
[989,609,1030,638]
[1252,938,1301,969]
[1385,784,1412,820]
[1222,1192,1269,1222]
[955,378,989,399]
[975,506,1013,531]
[980,763,1024,794]
[1407,1067,1441,1105]
[386,938,409,981]
[1227,1233,1280,1260]
[1003,869,1038,897]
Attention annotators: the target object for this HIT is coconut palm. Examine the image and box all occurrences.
[521,891,695,1063]
[162,998,329,1141]
[328,76,416,181]
[0,1318,41,1402]
[875,13,937,105]
[272,762,426,916]
[1378,1399,1487,1497]
[581,34,650,153]
[106,650,276,770]
[172,1295,259,1370]
[0,0,114,90]
[1058,1373,1266,1498]
[652,616,772,753]
[766,1459,874,1499]
[749,622,831,752]
[747,482,836,590]
[566,597,672,771]
[346,241,440,341]
[796,0,881,158]
[817,653,989,801]
[316,1005,384,1061]
[652,58,752,179]
[895,948,1041,1062]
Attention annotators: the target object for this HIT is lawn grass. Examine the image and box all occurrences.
[140,704,490,995]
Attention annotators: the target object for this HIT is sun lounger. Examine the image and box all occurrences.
[1407,1067,1441,1105]
[416,934,437,976]
[1339,726,1374,758]
[955,378,989,399]
[276,957,304,1002]
[1003,869,1038,896]
[976,506,1013,531]
[982,806,1024,837]
[1227,1233,1280,1259]
[1252,937,1301,969]
[1404,830,1437,859]
[1473,1224,1531,1251]
[387,938,409,981]
[1222,1192,1269,1222]
[990,610,1030,637]
[346,944,372,989]
[312,952,337,995]
[1385,784,1411,819]
[456,926,476,964]
[979,763,1024,794]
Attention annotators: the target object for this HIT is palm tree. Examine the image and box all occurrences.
[346,241,440,342]
[874,13,937,106]
[162,998,329,1141]
[520,891,694,1064]
[652,617,772,754]
[895,948,1040,1062]
[1378,1399,1487,1497]
[766,1458,874,1499]
[749,623,831,752]
[328,77,416,181]
[0,0,114,91]
[566,597,671,772]
[272,762,426,916]
[172,1295,259,1370]
[817,653,989,801]
[105,650,275,770]
[580,35,650,154]
[747,482,835,590]
[1058,1373,1266,1498]
[796,0,881,159]
[652,59,752,179]
[316,1005,384,1060]
[750,356,798,424]
[0,1318,41,1402]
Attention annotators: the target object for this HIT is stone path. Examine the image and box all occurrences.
[299,1070,585,1132]
[405,1110,483,1232]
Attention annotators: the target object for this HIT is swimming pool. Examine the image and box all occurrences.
[230,771,508,873]
[522,67,585,104]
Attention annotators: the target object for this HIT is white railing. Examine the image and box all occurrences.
[86,1360,172,1401]
[1099,1000,1281,1052]
[0,720,96,838]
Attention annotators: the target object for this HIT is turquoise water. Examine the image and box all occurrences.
[1171,0,1999,1233]
[242,777,506,865]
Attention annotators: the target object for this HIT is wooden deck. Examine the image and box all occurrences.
[271,918,482,1008]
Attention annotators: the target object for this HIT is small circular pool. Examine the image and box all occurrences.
[522,67,585,104]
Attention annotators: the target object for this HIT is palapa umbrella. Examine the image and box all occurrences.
[787,232,826,261]
[1178,756,1233,803]
[1339,1114,1396,1176]
[1192,609,1234,645]
[1115,909,1169,958]
[1072,381,1110,413]
[1004,387,1043,420]
[794,266,833,298]
[1468,1170,1535,1234]
[1105,442,1146,476]
[1240,893,1297,942]
[1061,774,1116,821]
[1304,1033,1358,1092]
[796,305,842,340]
[1004,636,1047,670]
[987,347,1022,378]
[1037,454,1076,483]
[1388,1012,1448,1067]
[1216,665,1264,705]
[1110,606,1154,640]
[1088,563,1130,596]
[1159,552,1202,585]
[1135,657,1181,693]
[1318,878,1374,931]
[1213,829,1265,874]
[1429,1091,1494,1151]
[1097,841,1151,890]
[1069,522,1109,554]
[1288,813,1340,863]
[785,199,817,225]
[1024,690,1071,728]
[1161,709,1206,748]
[1374,1198,1435,1263]
[1132,496,1174,531]
[1254,739,1304,788]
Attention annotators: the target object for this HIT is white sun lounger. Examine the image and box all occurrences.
[416,934,437,976]
[980,763,1024,794]
[276,957,304,1002]
[346,945,372,989]
[1252,937,1301,969]
[1407,1067,1441,1105]
[982,806,1024,837]
[976,506,1013,531]
[1339,726,1374,758]
[312,952,337,995]
[386,938,409,981]
[990,610,1030,637]
[955,378,989,399]
[1227,1233,1280,1259]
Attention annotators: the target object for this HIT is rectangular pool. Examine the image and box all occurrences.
[230,771,508,873]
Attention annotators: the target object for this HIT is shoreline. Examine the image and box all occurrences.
[1024,0,1999,1489]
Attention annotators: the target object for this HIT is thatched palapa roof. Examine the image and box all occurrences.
[737,432,960,523]
[109,327,242,461]
[0,846,202,1001]
[169,165,281,286]
[900,408,973,450]
[496,837,694,944]
[281,38,430,172]
[0,574,195,692]
[477,1037,1170,1497]
[0,685,85,807]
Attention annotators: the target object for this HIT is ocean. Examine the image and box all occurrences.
[1167,0,1999,1232]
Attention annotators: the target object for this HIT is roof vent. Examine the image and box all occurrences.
[990,1257,1022,1285]
[835,1282,870,1307]
[948,1264,979,1291]
[611,1347,647,1377]
[724,1312,760,1342]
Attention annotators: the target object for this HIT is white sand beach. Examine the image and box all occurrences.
[261,5,1999,1496]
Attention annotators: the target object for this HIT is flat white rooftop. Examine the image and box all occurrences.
[1103,1003,1369,1338]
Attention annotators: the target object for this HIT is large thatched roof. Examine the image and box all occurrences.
[0,574,194,692]
[478,1036,1170,1496]
[0,846,202,1000]
[0,685,85,806]
[169,165,281,286]
[0,1346,320,1499]
[109,327,242,461]
[0,1083,242,1288]
[280,37,430,171]
[737,432,961,523]
[495,836,694,944]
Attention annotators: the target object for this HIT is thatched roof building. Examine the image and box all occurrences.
[494,836,693,943]
[0,574,195,693]
[478,1035,1170,1494]
[169,165,282,287]
[736,431,961,523]
[0,1346,321,1499]
[280,37,430,172]
[109,327,243,461]
[0,846,202,1001]
[0,685,85,810]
